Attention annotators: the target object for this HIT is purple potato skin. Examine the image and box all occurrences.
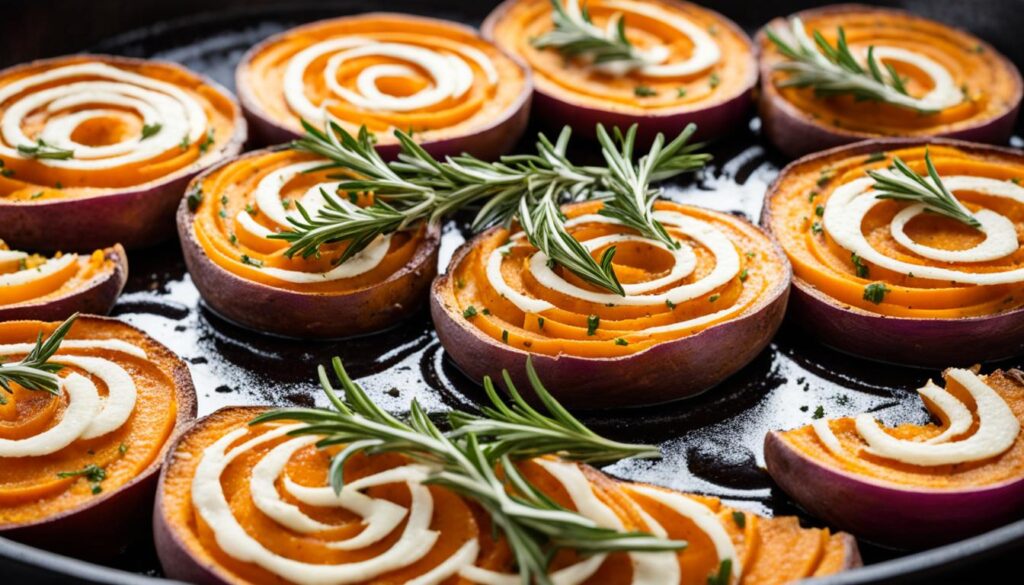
[762,137,1024,368]
[235,13,533,161]
[0,316,197,560]
[764,430,1024,549]
[755,5,1023,159]
[481,0,757,144]
[177,150,441,339]
[0,244,128,321]
[430,212,792,409]
[0,55,247,252]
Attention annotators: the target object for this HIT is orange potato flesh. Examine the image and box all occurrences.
[0,319,179,526]
[489,0,754,114]
[767,145,1024,317]
[159,408,858,584]
[0,245,116,307]
[240,15,527,145]
[759,9,1020,137]
[191,149,428,294]
[0,55,238,201]
[444,200,786,357]
[778,370,1024,490]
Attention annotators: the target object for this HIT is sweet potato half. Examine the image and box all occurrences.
[483,0,757,143]
[756,4,1022,158]
[0,316,196,559]
[765,368,1024,549]
[431,200,790,408]
[0,54,246,251]
[154,406,861,585]
[178,148,440,339]
[0,244,127,321]
[236,13,532,160]
[762,138,1024,367]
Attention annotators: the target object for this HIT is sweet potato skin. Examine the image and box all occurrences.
[0,55,247,252]
[0,316,197,560]
[177,178,441,339]
[236,12,533,161]
[755,4,1023,159]
[0,245,128,322]
[764,429,1024,549]
[481,0,757,145]
[761,137,1024,367]
[430,224,791,409]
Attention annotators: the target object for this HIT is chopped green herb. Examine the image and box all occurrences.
[186,186,204,211]
[732,510,746,528]
[738,268,748,282]
[281,198,292,209]
[863,282,890,304]
[537,316,545,329]
[245,203,258,216]
[481,308,491,316]
[709,72,720,88]
[30,191,43,199]
[709,294,720,303]
[815,204,824,217]
[119,442,129,456]
[1011,178,1022,186]
[851,253,869,278]
[865,151,887,163]
[240,254,263,268]
[140,123,162,140]
[813,405,825,419]
[614,338,628,346]
[501,330,509,344]
[228,233,238,246]
[56,463,106,495]
[677,87,688,98]
[634,85,657,97]
[463,306,478,319]
[220,195,229,205]
[808,191,818,202]
[198,128,215,154]
[665,299,676,310]
[586,314,599,336]
[811,221,823,235]
[0,168,13,178]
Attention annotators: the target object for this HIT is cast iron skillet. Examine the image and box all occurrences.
[0,1,1022,583]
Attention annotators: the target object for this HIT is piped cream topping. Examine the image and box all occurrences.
[190,426,744,585]
[560,0,721,78]
[0,62,209,170]
[485,211,743,334]
[283,37,497,125]
[0,341,146,458]
[0,254,77,288]
[813,369,1020,467]
[823,175,1024,283]
[233,162,392,283]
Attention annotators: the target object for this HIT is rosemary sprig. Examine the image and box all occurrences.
[0,314,76,396]
[251,357,680,585]
[281,119,709,294]
[869,150,980,229]
[766,18,932,113]
[16,139,74,160]
[532,0,642,66]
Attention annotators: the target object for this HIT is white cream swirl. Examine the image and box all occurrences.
[283,37,497,124]
[0,61,209,170]
[823,175,1024,284]
[0,340,146,458]
[234,162,392,283]
[813,369,1020,466]
[487,211,742,334]
[191,428,742,585]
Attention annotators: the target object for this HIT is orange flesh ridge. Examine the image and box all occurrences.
[767,145,1024,317]
[241,15,526,145]
[191,149,427,293]
[0,319,179,525]
[161,408,856,584]
[779,370,1024,489]
[0,55,237,201]
[489,0,754,113]
[760,9,1019,136]
[0,242,116,307]
[442,200,786,357]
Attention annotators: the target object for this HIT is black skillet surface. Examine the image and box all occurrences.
[1,0,1023,583]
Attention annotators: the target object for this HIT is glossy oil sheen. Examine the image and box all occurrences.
[42,1,1024,578]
